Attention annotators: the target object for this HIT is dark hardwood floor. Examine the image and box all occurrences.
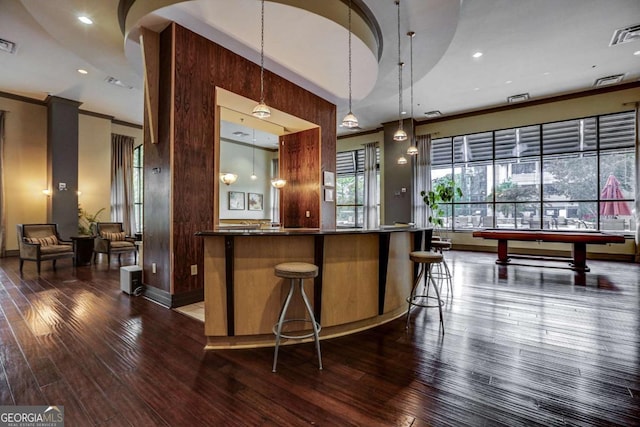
[1,251,639,426]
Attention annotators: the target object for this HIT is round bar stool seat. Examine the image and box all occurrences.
[407,251,445,334]
[430,239,453,296]
[272,262,322,372]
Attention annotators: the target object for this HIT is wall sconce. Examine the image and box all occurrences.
[42,189,52,197]
[58,182,67,191]
[219,172,238,185]
[271,178,286,189]
[76,191,82,196]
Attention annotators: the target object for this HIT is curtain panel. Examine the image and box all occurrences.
[635,104,640,262]
[363,142,379,229]
[0,111,5,257]
[412,134,432,228]
[111,134,136,235]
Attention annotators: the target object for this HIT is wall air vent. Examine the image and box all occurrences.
[507,93,530,103]
[610,24,640,46]
[594,74,624,87]
[232,131,250,138]
[105,76,133,89]
[424,110,442,118]
[0,38,17,54]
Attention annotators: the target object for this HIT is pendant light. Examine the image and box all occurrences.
[393,0,407,142]
[250,129,258,180]
[406,30,418,156]
[341,0,359,129]
[252,0,271,119]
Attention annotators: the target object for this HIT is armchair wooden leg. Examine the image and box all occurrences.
[37,261,41,275]
[52,260,57,271]
[118,254,122,265]
[19,260,24,273]
[93,252,97,264]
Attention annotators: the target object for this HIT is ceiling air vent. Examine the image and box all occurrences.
[232,131,250,138]
[0,38,17,54]
[610,24,640,46]
[507,93,530,103]
[424,110,442,118]
[594,74,624,87]
[105,76,133,89]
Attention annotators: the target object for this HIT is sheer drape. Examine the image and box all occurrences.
[635,104,640,262]
[0,111,5,257]
[412,134,432,228]
[363,142,379,229]
[111,134,136,235]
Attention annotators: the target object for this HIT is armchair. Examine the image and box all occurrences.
[17,224,75,274]
[92,222,137,265]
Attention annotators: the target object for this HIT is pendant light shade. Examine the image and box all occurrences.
[253,0,271,119]
[407,145,419,156]
[393,128,408,141]
[397,155,408,165]
[341,0,359,129]
[394,1,407,142]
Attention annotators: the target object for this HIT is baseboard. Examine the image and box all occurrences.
[142,284,203,308]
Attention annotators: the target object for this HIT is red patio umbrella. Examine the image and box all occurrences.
[600,174,632,217]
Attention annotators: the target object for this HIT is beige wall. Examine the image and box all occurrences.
[2,95,143,252]
[337,87,640,259]
[1,97,47,251]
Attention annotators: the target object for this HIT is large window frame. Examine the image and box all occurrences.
[133,144,143,234]
[336,148,380,228]
[431,110,636,234]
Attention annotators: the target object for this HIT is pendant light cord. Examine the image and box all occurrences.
[348,0,353,113]
[409,32,414,122]
[396,0,403,131]
[260,0,265,104]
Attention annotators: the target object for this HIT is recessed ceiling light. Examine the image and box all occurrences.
[543,72,551,75]
[77,69,88,74]
[634,50,640,56]
[424,110,442,118]
[507,93,530,103]
[78,16,93,25]
[472,52,483,58]
[473,87,480,91]
[505,80,513,84]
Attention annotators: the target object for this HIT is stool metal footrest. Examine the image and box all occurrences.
[406,294,444,308]
[272,319,322,340]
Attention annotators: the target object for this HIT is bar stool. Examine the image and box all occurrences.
[272,262,322,372]
[406,251,445,334]
[430,239,453,296]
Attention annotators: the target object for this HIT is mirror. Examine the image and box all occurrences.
[216,88,319,228]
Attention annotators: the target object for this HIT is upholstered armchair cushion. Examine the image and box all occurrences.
[93,222,137,265]
[17,224,74,274]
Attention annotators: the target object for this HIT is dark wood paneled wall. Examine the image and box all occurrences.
[142,27,173,293]
[144,23,336,301]
[280,128,320,228]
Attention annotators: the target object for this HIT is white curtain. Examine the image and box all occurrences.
[111,134,136,235]
[413,134,432,228]
[0,111,5,257]
[635,104,640,262]
[363,142,379,229]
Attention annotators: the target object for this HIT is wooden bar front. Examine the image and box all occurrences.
[197,228,423,349]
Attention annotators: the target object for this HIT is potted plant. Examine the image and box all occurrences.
[78,206,105,236]
[420,177,463,232]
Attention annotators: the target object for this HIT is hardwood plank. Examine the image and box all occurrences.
[0,252,638,426]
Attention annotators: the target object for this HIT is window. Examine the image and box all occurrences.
[433,110,636,233]
[133,144,143,233]
[336,148,380,227]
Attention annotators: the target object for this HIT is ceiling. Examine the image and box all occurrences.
[1,0,639,144]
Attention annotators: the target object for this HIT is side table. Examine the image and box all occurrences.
[71,236,94,266]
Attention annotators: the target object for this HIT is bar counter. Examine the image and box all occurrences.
[196,227,426,349]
